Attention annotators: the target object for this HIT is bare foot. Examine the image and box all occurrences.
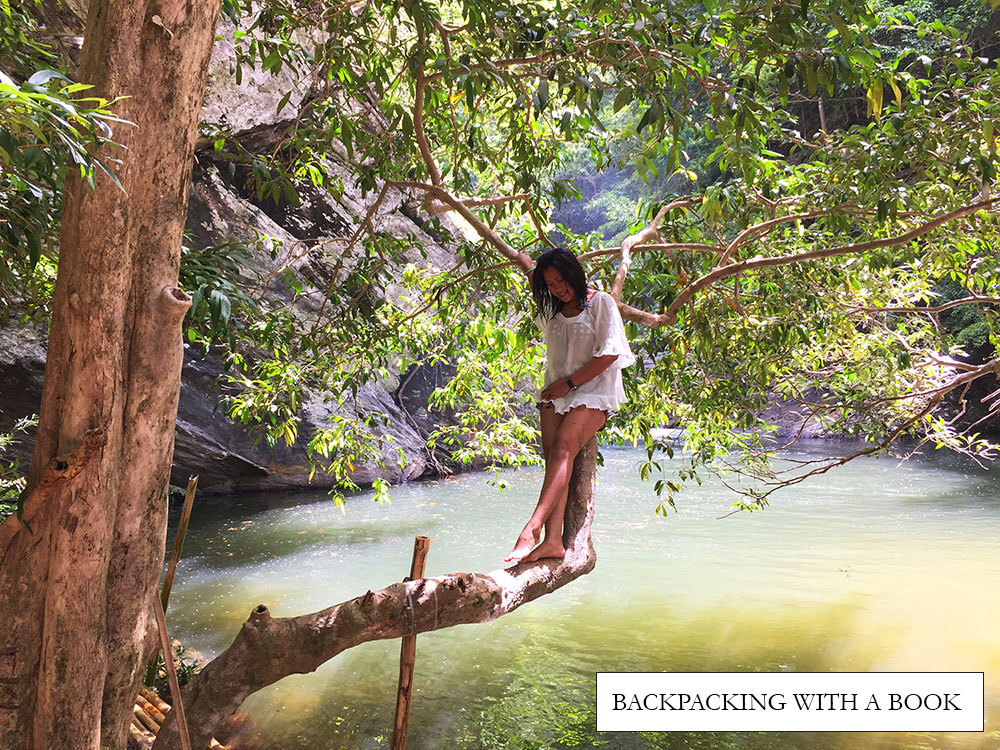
[505,528,540,563]
[521,539,566,563]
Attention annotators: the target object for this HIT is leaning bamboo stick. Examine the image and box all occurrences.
[391,536,431,750]
[153,595,193,750]
[161,475,199,611]
[146,475,200,686]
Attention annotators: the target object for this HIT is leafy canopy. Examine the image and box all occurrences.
[5,0,1000,510]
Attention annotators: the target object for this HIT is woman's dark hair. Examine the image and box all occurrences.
[531,247,590,319]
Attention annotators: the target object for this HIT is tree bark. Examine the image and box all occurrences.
[0,0,222,748]
[153,438,599,750]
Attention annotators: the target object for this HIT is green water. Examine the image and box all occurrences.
[165,445,1000,749]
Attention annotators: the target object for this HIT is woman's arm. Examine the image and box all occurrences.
[539,354,619,400]
[516,250,534,283]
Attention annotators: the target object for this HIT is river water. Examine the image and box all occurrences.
[165,444,1000,749]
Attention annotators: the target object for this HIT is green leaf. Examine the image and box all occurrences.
[465,79,475,112]
[613,87,631,113]
[888,78,902,111]
[536,78,549,112]
[830,13,850,41]
[867,80,883,119]
[276,89,292,115]
[26,232,40,270]
[805,63,818,96]
[27,69,70,86]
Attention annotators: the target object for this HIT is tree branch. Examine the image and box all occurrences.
[577,242,722,262]
[847,295,1000,315]
[152,440,599,750]
[426,193,531,216]
[389,180,519,260]
[413,65,442,186]
[718,208,833,265]
[663,199,999,327]
[610,200,695,299]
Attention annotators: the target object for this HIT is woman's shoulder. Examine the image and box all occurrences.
[588,289,615,308]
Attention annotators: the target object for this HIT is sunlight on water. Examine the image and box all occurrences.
[164,445,1000,749]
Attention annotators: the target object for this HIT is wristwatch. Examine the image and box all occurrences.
[565,376,579,391]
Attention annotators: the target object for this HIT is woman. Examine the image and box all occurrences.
[507,247,635,563]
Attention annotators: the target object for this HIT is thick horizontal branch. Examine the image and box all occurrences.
[847,295,1000,315]
[153,440,598,750]
[577,242,723,262]
[660,199,999,327]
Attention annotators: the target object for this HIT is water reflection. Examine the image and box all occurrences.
[165,447,1000,749]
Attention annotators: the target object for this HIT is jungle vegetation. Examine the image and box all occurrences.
[2,0,1000,515]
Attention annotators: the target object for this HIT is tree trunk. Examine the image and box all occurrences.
[153,438,600,750]
[0,0,221,747]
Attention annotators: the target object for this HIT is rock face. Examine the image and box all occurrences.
[0,21,466,495]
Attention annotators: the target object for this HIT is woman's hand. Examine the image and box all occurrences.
[539,380,571,401]
[516,251,534,274]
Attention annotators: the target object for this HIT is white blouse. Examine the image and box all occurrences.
[535,290,636,414]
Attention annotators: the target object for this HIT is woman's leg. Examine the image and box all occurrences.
[505,403,563,562]
[507,405,606,563]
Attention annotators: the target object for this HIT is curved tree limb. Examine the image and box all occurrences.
[666,199,998,324]
[578,242,722,262]
[749,357,1000,494]
[413,65,442,186]
[608,199,696,300]
[718,208,834,265]
[614,199,1000,328]
[426,193,531,215]
[389,180,520,260]
[846,295,1000,315]
[153,439,599,750]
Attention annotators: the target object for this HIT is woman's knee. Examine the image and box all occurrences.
[547,438,579,465]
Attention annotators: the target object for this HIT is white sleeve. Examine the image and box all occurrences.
[591,293,636,366]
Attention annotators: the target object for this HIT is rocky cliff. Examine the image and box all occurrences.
[0,18,468,495]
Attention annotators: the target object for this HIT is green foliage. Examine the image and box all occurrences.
[179,0,1000,510]
[146,642,201,697]
[0,413,36,523]
[3,0,988,510]
[178,236,265,351]
[0,0,126,320]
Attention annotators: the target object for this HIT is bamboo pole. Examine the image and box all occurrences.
[390,536,431,750]
[130,723,155,747]
[146,475,199,686]
[161,475,199,611]
[153,594,193,750]
[136,693,167,724]
[139,684,171,714]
